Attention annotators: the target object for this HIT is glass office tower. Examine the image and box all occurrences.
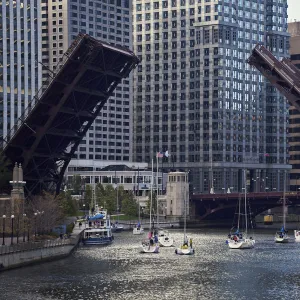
[133,0,290,193]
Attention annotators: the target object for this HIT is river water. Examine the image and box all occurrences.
[1,229,300,300]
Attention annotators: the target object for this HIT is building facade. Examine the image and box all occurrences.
[133,0,290,194]
[0,0,42,139]
[41,0,133,162]
[166,172,189,217]
[288,21,300,191]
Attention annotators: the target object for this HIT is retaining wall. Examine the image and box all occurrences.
[0,234,82,272]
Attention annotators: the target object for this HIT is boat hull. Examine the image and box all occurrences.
[133,227,144,235]
[274,237,289,243]
[294,230,300,241]
[158,230,174,247]
[83,237,113,245]
[175,247,194,255]
[141,244,159,253]
[227,239,255,249]
[112,226,124,233]
[159,236,174,247]
[275,231,289,243]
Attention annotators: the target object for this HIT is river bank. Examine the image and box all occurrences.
[0,223,83,272]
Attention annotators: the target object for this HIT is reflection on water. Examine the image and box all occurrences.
[1,229,300,300]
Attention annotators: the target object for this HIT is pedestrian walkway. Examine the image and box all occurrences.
[69,221,85,239]
[1,220,85,247]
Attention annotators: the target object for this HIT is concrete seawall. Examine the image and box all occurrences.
[0,227,83,272]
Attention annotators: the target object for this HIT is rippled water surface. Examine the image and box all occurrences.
[1,229,300,300]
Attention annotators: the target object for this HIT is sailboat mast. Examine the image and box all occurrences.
[244,168,248,236]
[283,170,286,229]
[184,172,187,242]
[137,167,140,223]
[156,155,159,228]
[149,159,153,233]
[115,170,119,222]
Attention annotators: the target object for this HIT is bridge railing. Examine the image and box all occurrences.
[0,238,77,256]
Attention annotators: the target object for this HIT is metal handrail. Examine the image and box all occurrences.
[0,237,77,256]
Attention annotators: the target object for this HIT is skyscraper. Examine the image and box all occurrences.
[288,21,300,191]
[0,1,42,139]
[133,0,290,193]
[41,0,133,163]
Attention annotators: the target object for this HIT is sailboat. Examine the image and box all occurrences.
[154,158,174,247]
[133,168,144,235]
[294,228,300,241]
[275,171,289,243]
[227,169,255,249]
[175,172,194,255]
[141,159,159,253]
[158,230,174,247]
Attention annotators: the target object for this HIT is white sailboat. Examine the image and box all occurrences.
[294,229,300,241]
[155,156,174,247]
[175,172,194,255]
[158,229,174,247]
[275,171,289,243]
[141,159,159,253]
[133,168,144,235]
[227,169,255,249]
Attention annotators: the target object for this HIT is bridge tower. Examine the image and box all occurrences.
[166,172,189,217]
[9,163,26,215]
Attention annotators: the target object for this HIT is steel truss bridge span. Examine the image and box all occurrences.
[1,33,139,195]
[190,192,300,222]
[248,44,300,111]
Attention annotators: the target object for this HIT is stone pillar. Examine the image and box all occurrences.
[9,163,26,215]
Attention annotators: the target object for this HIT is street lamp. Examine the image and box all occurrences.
[11,215,15,245]
[2,215,6,246]
[23,214,26,242]
[34,212,37,237]
[16,215,19,244]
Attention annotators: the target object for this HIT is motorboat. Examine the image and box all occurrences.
[111,222,124,233]
[82,208,113,245]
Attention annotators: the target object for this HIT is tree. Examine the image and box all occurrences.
[0,155,12,194]
[85,184,93,211]
[146,191,157,215]
[121,190,138,217]
[58,190,78,216]
[28,192,64,234]
[103,184,116,214]
[71,175,82,195]
[95,183,106,208]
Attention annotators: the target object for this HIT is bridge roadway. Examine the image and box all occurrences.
[0,33,139,195]
[190,191,300,222]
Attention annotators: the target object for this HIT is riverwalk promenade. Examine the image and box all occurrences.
[0,222,84,271]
